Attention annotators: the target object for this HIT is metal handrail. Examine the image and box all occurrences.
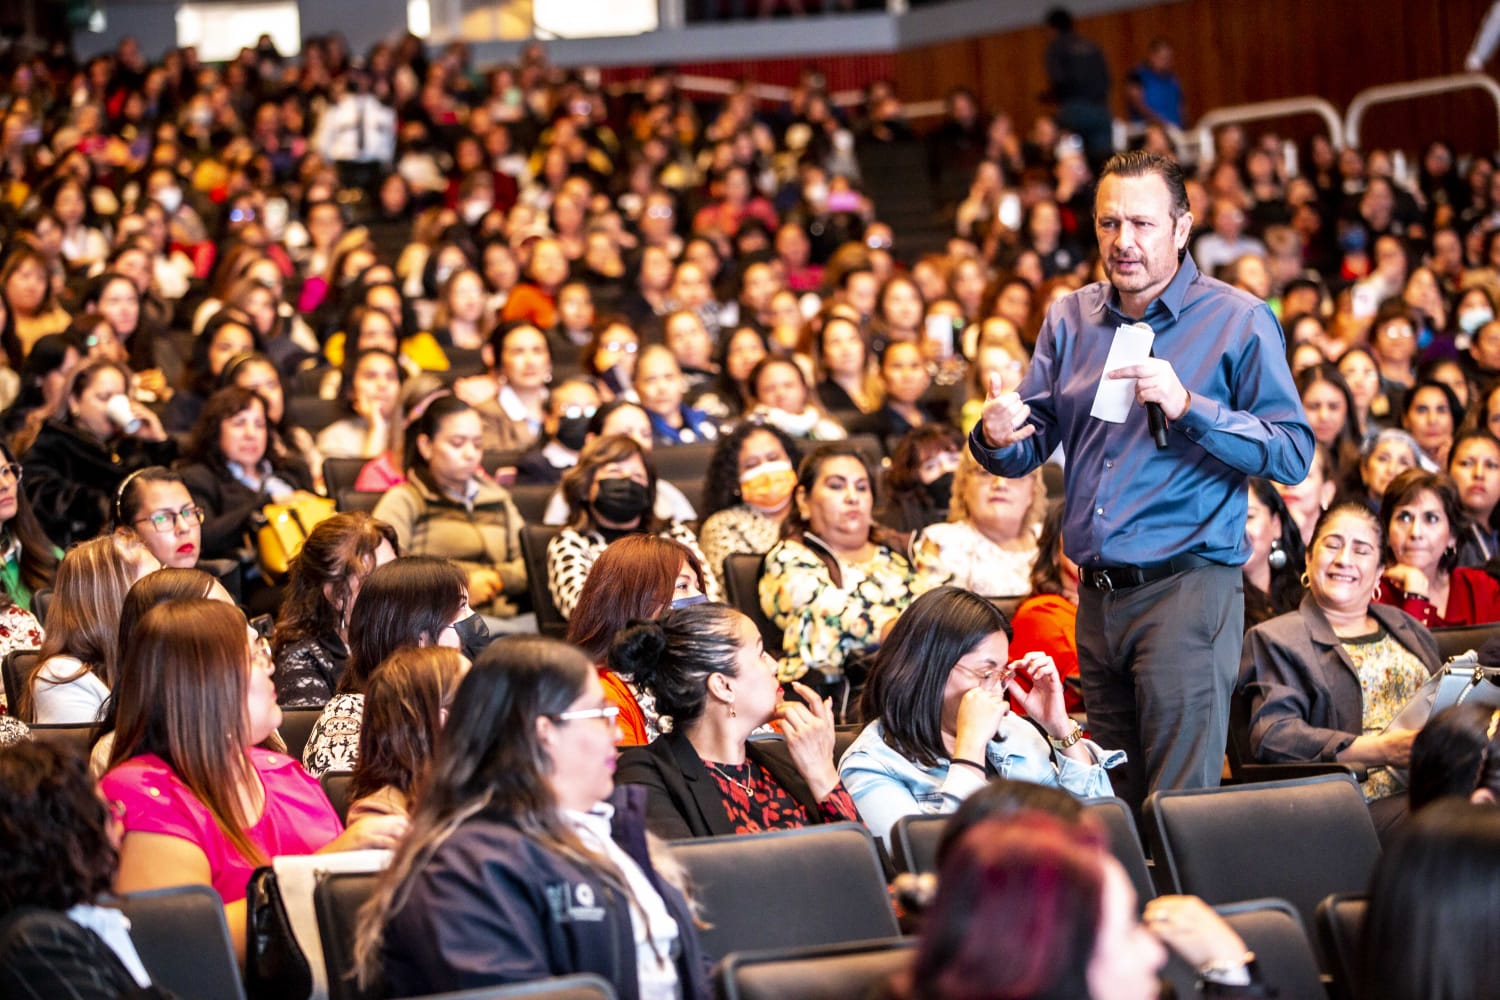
[1346,73,1500,148]
[1194,96,1344,158]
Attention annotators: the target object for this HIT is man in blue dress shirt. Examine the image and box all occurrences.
[969,150,1313,812]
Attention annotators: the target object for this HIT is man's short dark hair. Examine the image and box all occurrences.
[1096,149,1190,219]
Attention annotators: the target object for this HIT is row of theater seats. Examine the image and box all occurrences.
[103,771,1374,999]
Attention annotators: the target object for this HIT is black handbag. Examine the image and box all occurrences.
[245,866,314,1000]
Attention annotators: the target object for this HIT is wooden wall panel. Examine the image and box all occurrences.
[894,0,1500,155]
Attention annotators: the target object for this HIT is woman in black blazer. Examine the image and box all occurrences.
[613,601,859,839]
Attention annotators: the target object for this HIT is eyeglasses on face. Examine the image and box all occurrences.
[0,464,21,484]
[551,705,621,725]
[135,505,206,533]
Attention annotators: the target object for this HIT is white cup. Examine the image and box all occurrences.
[105,394,143,435]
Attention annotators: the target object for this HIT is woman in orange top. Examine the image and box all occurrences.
[1008,501,1084,716]
[565,534,708,745]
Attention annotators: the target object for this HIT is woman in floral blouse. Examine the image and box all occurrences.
[759,443,935,688]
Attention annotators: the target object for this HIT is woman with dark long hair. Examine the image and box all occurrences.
[352,635,711,999]
[301,556,471,777]
[1243,477,1307,629]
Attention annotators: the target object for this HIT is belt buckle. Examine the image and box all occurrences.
[1094,568,1114,592]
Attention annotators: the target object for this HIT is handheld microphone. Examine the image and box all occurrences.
[1146,400,1168,449]
[1143,325,1168,450]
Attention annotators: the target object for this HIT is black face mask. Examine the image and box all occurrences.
[592,477,651,524]
[555,415,591,452]
[450,611,492,660]
[924,471,955,512]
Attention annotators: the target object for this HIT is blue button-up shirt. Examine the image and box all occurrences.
[969,253,1312,568]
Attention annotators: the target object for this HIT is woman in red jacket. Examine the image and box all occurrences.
[1378,469,1500,628]
[1008,500,1084,716]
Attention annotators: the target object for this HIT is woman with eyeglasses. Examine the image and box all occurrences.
[840,586,1119,846]
[614,602,857,839]
[114,467,204,570]
[20,534,159,724]
[101,599,406,965]
[301,557,473,777]
[351,635,711,999]
[1239,502,1440,826]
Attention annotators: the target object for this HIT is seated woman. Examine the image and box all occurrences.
[546,433,717,620]
[0,441,58,614]
[179,386,318,563]
[316,348,403,460]
[614,601,857,839]
[23,358,174,548]
[1447,430,1500,567]
[841,585,1119,845]
[636,344,718,447]
[540,400,699,524]
[346,646,468,823]
[1357,801,1500,1000]
[403,268,490,377]
[101,598,405,963]
[867,340,937,452]
[914,448,1045,597]
[1243,477,1307,629]
[1377,469,1500,627]
[698,421,802,581]
[351,636,711,999]
[1408,702,1500,812]
[1275,442,1338,547]
[1009,501,1084,716]
[1297,363,1363,479]
[301,556,471,777]
[114,466,205,570]
[0,332,80,455]
[512,375,603,485]
[880,424,963,539]
[958,334,1028,435]
[472,320,551,453]
[746,356,847,442]
[815,312,879,415]
[695,325,767,419]
[1240,502,1440,811]
[567,534,706,746]
[760,443,932,685]
[271,512,399,708]
[891,811,1260,1000]
[1400,379,1462,469]
[0,742,166,998]
[222,351,325,490]
[22,533,158,724]
[372,395,530,628]
[1342,427,1432,513]
[161,309,262,434]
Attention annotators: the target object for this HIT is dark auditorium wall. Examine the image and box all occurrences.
[893,0,1498,153]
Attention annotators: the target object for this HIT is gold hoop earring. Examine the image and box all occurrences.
[1300,572,1311,589]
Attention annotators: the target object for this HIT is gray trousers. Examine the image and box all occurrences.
[1076,563,1243,815]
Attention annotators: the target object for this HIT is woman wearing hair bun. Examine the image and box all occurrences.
[614,602,858,839]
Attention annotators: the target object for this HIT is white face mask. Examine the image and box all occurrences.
[461,200,493,225]
[1460,308,1494,335]
[154,186,182,214]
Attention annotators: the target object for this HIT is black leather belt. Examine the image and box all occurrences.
[1079,554,1215,592]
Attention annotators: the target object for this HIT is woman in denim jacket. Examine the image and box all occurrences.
[839,585,1123,845]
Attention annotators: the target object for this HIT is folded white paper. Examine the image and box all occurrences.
[1089,322,1156,423]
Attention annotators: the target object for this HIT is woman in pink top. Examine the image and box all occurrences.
[100,599,406,963]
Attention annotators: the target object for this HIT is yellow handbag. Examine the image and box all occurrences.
[257,495,337,578]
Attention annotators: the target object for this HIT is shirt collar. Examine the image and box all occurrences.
[1096,251,1199,325]
[564,803,616,840]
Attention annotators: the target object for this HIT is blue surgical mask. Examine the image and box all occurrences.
[1460,308,1494,335]
[670,593,708,610]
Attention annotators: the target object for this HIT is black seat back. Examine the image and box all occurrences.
[278,706,324,763]
[1432,622,1500,662]
[508,483,559,526]
[1082,796,1157,907]
[1144,773,1380,943]
[321,770,356,824]
[1315,892,1369,1000]
[314,870,382,1000]
[889,814,945,875]
[519,523,567,638]
[30,723,98,761]
[323,457,370,499]
[670,823,898,961]
[111,884,247,1000]
[716,938,914,1000]
[1,649,38,721]
[722,552,782,654]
